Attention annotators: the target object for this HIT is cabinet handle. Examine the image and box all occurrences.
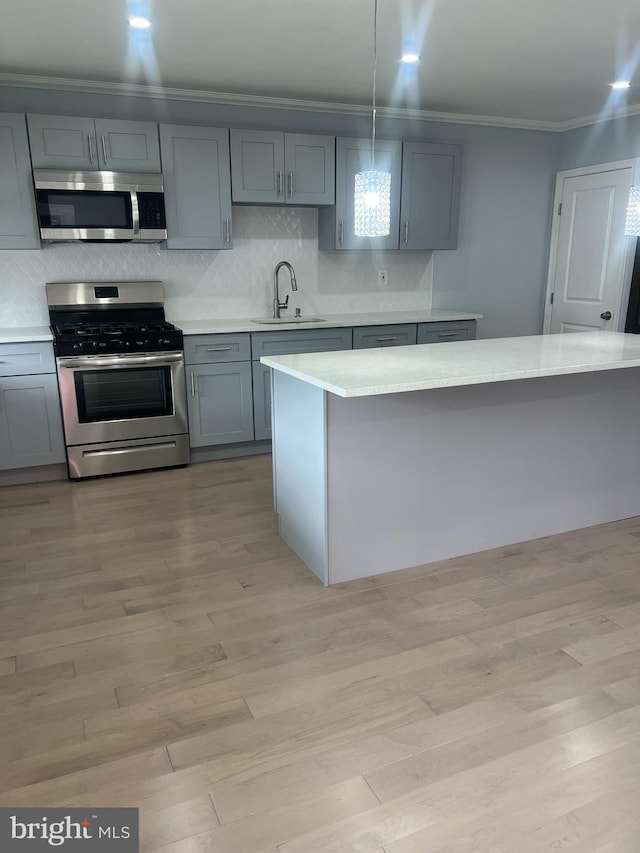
[339,220,344,245]
[438,332,459,338]
[225,217,231,243]
[375,336,398,342]
[277,170,283,196]
[287,171,293,198]
[101,134,108,163]
[88,133,95,163]
[206,347,232,352]
[404,221,409,244]
[190,371,196,396]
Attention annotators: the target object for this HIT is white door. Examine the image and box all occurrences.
[544,161,637,334]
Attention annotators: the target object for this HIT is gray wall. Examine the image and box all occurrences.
[559,114,640,171]
[0,85,561,339]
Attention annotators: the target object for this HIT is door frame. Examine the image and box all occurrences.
[542,159,640,334]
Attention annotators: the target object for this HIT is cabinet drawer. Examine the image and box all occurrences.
[417,321,477,344]
[352,324,417,349]
[184,334,251,364]
[251,327,352,359]
[0,342,55,376]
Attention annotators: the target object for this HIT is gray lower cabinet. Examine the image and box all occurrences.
[353,324,417,349]
[160,125,233,250]
[184,322,476,449]
[251,327,353,441]
[416,320,477,343]
[185,334,254,447]
[0,342,65,470]
[0,113,40,249]
[252,362,272,440]
[230,130,335,205]
[27,114,161,172]
[399,142,462,251]
[318,137,403,251]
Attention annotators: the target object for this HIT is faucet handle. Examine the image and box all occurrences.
[281,294,289,309]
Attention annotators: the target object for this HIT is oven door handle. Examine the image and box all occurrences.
[59,353,184,369]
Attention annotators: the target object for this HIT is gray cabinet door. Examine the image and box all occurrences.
[230,130,285,203]
[28,114,160,172]
[160,125,233,250]
[0,113,40,249]
[399,142,462,251]
[252,362,272,441]
[416,320,477,343]
[318,137,402,251]
[27,114,97,169]
[0,373,65,470]
[95,119,161,172]
[187,362,254,447]
[285,134,335,206]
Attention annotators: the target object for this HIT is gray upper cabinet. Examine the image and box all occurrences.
[160,125,233,250]
[318,137,402,251]
[284,134,335,205]
[230,130,335,205]
[94,119,161,172]
[0,113,40,249]
[399,142,462,251]
[27,114,161,172]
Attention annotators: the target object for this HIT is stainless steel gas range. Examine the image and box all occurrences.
[47,280,189,479]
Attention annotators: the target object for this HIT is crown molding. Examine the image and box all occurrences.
[556,101,640,131]
[2,72,639,133]
[0,73,559,130]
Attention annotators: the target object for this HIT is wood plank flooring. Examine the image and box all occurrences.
[1,455,640,851]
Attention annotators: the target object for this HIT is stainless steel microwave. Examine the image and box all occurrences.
[33,169,167,242]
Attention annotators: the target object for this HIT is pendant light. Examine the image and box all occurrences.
[624,186,640,236]
[354,0,392,237]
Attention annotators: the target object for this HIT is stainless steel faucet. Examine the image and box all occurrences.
[273,261,298,318]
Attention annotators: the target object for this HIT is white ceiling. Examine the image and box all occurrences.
[2,0,640,126]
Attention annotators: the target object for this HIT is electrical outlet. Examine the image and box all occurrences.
[378,269,388,287]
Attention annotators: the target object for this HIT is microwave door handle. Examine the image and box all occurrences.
[130,189,140,239]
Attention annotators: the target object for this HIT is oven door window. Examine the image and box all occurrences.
[36,190,133,229]
[74,367,173,423]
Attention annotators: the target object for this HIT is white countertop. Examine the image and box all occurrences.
[176,310,482,335]
[261,331,640,397]
[0,326,53,344]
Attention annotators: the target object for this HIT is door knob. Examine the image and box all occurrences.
[600,311,612,320]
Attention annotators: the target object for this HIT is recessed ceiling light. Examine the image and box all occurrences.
[401,53,420,64]
[128,16,151,29]
[611,80,631,89]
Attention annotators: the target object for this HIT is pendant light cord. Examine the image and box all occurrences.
[371,0,378,169]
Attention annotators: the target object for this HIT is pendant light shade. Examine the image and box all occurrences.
[625,186,640,236]
[354,169,392,237]
[354,0,392,238]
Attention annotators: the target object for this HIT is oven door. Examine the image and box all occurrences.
[56,352,188,446]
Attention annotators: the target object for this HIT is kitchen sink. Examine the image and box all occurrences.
[252,317,325,325]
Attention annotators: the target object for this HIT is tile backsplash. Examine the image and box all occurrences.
[0,207,433,327]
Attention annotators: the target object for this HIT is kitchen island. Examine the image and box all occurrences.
[262,331,640,585]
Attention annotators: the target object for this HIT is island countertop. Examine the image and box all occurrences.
[261,331,640,397]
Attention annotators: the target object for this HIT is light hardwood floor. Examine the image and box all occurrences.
[1,455,640,851]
